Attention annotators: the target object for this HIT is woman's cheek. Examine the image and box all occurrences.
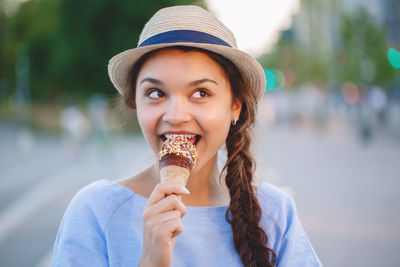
[199,107,230,133]
[137,107,160,151]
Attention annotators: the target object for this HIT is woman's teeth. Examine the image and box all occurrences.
[164,134,196,139]
[162,134,200,145]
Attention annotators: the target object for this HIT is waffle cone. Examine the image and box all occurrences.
[160,165,190,187]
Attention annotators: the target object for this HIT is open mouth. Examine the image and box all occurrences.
[160,134,201,146]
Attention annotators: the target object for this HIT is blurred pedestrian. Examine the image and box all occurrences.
[51,5,321,267]
[61,105,89,157]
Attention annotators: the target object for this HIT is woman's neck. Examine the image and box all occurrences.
[183,156,229,207]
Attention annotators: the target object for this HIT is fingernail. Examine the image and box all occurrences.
[181,186,190,195]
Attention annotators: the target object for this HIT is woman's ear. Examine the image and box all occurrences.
[232,98,242,119]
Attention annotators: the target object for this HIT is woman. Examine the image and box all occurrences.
[52,5,322,267]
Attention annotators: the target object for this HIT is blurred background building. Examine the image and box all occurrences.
[0,0,399,266]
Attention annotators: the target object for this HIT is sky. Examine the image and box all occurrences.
[206,0,300,56]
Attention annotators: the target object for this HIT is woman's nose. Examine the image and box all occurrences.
[162,97,192,125]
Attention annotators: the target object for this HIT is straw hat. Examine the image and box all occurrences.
[108,5,266,101]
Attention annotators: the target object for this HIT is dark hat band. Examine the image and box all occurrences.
[138,30,231,48]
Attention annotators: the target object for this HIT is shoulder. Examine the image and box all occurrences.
[256,182,295,221]
[256,183,323,266]
[63,180,134,230]
[52,180,134,266]
[255,182,297,243]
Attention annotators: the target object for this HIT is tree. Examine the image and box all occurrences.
[339,8,396,89]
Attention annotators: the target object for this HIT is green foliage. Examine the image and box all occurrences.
[0,0,5,85]
[1,0,205,101]
[339,8,396,88]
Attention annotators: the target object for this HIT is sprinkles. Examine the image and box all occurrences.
[158,135,198,166]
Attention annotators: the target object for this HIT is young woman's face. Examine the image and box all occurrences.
[135,48,241,174]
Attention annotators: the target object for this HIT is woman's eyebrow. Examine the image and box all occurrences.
[189,78,218,86]
[139,77,163,85]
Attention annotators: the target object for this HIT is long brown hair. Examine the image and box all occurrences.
[124,46,276,266]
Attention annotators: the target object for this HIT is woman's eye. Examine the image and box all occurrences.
[192,89,209,99]
[146,89,165,99]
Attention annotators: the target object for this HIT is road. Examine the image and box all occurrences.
[0,119,399,267]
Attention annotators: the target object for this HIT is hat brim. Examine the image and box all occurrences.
[108,42,266,101]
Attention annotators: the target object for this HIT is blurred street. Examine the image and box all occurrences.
[0,101,399,266]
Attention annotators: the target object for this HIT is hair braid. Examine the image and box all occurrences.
[216,53,276,266]
[222,96,276,267]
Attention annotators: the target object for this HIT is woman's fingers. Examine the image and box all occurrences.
[164,217,184,239]
[152,213,184,241]
[146,183,189,207]
[143,194,186,221]
[146,210,182,226]
[144,210,184,243]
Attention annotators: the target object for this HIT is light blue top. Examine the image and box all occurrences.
[51,180,322,266]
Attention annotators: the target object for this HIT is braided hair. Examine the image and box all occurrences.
[210,52,277,267]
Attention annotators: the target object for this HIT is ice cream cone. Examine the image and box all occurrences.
[158,135,198,186]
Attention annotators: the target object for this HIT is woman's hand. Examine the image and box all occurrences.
[139,183,189,267]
